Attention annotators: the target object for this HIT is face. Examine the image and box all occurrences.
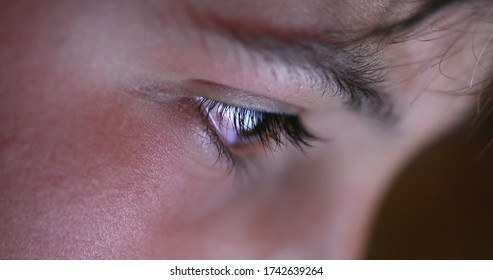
[0,0,491,259]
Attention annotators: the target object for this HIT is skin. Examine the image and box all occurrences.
[0,0,491,259]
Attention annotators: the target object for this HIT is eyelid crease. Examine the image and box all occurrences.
[184,79,300,114]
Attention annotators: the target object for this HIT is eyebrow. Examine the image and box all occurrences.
[198,16,394,120]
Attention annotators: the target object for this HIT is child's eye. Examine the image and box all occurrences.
[196,97,318,165]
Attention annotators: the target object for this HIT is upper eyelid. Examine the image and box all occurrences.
[183,80,301,114]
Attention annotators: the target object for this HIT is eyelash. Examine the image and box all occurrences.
[196,97,318,166]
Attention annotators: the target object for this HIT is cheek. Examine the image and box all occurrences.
[0,86,234,258]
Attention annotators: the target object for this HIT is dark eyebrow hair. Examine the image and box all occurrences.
[201,19,393,119]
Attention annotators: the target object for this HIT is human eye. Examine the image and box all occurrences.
[195,96,318,167]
